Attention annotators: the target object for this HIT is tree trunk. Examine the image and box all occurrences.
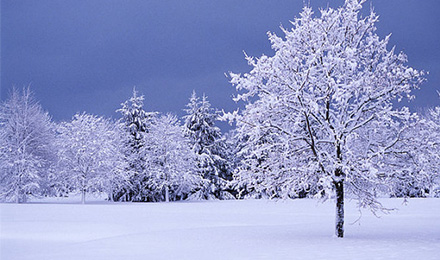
[335,174,344,238]
[165,186,170,203]
[81,189,86,204]
[334,142,344,238]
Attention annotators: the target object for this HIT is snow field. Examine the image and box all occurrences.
[1,198,439,260]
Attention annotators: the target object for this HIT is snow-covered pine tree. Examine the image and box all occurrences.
[183,91,232,200]
[0,87,56,203]
[226,0,424,237]
[56,113,127,204]
[145,114,201,202]
[114,88,158,202]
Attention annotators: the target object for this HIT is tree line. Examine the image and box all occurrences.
[0,87,235,204]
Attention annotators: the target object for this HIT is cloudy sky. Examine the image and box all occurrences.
[2,0,440,129]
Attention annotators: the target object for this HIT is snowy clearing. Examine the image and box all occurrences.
[1,198,439,260]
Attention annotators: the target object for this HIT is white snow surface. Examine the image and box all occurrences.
[1,197,439,260]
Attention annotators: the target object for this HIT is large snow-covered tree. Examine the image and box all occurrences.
[0,87,56,203]
[57,113,127,204]
[183,91,232,199]
[227,0,424,237]
[114,88,157,202]
[146,114,201,202]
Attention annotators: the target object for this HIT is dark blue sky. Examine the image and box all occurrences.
[2,0,440,129]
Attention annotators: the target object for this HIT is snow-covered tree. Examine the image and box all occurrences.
[221,129,243,198]
[114,88,157,202]
[146,114,201,202]
[419,107,440,197]
[57,113,127,204]
[231,125,307,199]
[183,91,232,199]
[0,87,56,203]
[226,0,424,237]
[396,108,440,198]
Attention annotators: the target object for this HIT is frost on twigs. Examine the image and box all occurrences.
[183,91,233,200]
[229,0,425,237]
[0,87,56,203]
[220,109,240,126]
[56,113,127,204]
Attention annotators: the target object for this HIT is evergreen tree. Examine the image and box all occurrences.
[183,91,232,199]
[114,88,157,202]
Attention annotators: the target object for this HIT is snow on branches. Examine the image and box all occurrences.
[146,114,201,202]
[113,88,158,202]
[227,0,425,237]
[183,91,233,200]
[56,113,126,203]
[0,87,56,203]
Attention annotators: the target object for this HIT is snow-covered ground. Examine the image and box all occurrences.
[1,197,439,260]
